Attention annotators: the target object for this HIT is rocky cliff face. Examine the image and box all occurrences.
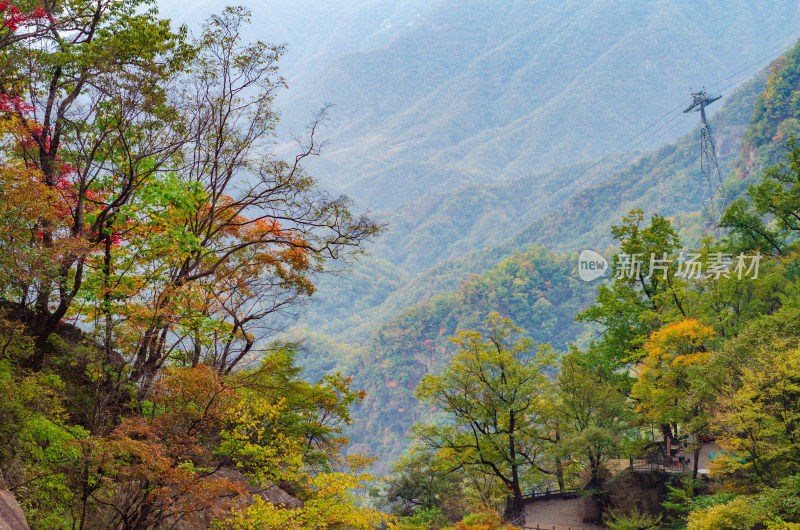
[605,469,670,517]
[0,470,29,530]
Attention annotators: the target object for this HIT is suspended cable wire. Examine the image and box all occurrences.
[434,41,798,265]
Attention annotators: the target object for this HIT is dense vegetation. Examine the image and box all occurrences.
[4,1,800,529]
[376,136,800,526]
[0,2,388,528]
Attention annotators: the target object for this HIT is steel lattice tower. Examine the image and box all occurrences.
[684,89,724,233]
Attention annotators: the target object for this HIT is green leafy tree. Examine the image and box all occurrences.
[661,476,706,530]
[233,345,367,472]
[604,508,663,530]
[371,450,463,520]
[413,313,555,522]
[711,337,800,487]
[391,507,450,530]
[699,304,800,488]
[550,348,634,490]
[721,138,800,255]
[577,209,687,387]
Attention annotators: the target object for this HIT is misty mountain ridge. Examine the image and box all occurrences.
[283,0,800,211]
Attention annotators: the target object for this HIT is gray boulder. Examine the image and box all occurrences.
[0,470,30,530]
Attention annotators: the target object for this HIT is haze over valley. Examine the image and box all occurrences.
[4,1,800,528]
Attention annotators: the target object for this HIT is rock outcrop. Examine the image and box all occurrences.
[0,470,30,530]
[214,467,303,510]
[605,469,670,517]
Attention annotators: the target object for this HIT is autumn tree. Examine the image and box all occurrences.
[80,365,247,529]
[62,7,381,400]
[0,2,380,382]
[698,308,800,489]
[714,346,800,486]
[229,345,368,472]
[53,350,385,529]
[413,314,555,523]
[0,0,192,367]
[213,359,390,530]
[632,319,716,479]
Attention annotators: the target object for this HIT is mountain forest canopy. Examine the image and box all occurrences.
[3,1,800,529]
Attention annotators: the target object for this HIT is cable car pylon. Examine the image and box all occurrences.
[684,88,725,235]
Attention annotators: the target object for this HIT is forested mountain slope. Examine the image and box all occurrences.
[317,41,800,472]
[304,247,597,473]
[507,42,800,255]
[299,161,593,341]
[299,63,768,344]
[371,162,596,273]
[288,0,800,209]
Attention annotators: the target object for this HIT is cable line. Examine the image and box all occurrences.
[436,40,798,265]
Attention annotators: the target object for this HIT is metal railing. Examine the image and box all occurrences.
[630,453,688,472]
[522,523,589,530]
[521,487,581,503]
[508,512,596,530]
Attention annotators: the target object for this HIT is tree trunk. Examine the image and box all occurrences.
[555,456,565,492]
[512,493,525,524]
[504,490,525,525]
[511,464,525,523]
[661,423,673,467]
[589,453,603,491]
[554,427,565,492]
[103,233,114,363]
